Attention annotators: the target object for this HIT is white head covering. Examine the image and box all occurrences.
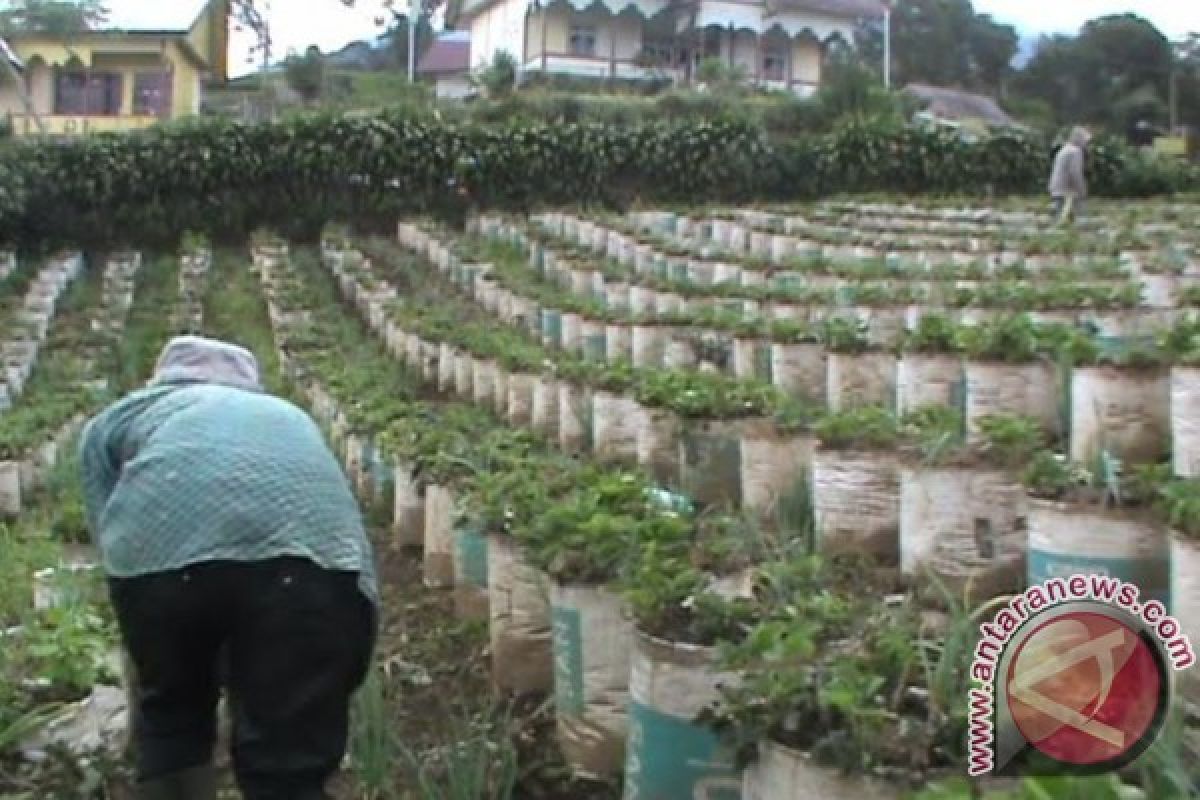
[1068,126,1092,148]
[151,335,262,392]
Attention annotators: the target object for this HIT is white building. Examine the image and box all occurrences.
[454,0,883,96]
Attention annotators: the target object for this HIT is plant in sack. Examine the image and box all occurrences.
[519,467,695,778]
[1021,449,1173,605]
[700,563,972,793]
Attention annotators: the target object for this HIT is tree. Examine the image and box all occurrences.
[856,0,1017,92]
[474,51,515,98]
[1013,14,1176,131]
[0,0,108,36]
[284,45,325,103]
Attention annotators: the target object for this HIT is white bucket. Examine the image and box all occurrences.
[437,343,457,393]
[965,361,1059,444]
[492,366,510,417]
[605,324,633,363]
[826,352,896,411]
[771,343,827,404]
[561,312,583,354]
[472,359,495,408]
[663,334,699,371]
[559,382,592,453]
[488,533,553,694]
[592,391,640,464]
[632,325,667,369]
[742,741,899,800]
[635,405,681,486]
[623,633,741,800]
[733,338,768,382]
[1171,367,1200,478]
[506,372,535,427]
[812,449,900,563]
[532,377,561,438]
[896,354,963,415]
[1028,498,1170,606]
[740,424,816,522]
[454,524,490,620]
[1069,366,1169,465]
[551,583,633,779]
[0,461,19,516]
[454,353,473,398]
[1171,532,1200,704]
[900,466,1026,601]
[392,461,424,549]
[423,485,456,589]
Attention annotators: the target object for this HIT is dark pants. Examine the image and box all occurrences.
[109,557,376,800]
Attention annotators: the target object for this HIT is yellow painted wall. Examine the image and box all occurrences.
[527,9,545,59]
[612,13,643,61]
[545,4,569,53]
[1,38,204,132]
[791,38,820,84]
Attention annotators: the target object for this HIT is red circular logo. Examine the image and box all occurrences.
[1006,611,1165,767]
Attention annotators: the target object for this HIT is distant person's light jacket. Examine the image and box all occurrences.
[1048,128,1090,199]
[78,336,378,605]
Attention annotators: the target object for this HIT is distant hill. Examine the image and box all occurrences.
[324,38,393,71]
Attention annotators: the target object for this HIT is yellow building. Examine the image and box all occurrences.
[0,0,229,136]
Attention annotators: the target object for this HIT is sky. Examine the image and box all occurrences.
[102,0,1197,77]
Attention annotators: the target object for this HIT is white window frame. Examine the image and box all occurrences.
[762,48,786,81]
[569,24,597,57]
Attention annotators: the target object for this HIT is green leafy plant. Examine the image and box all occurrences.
[957,315,1042,363]
[903,314,961,354]
[821,316,871,354]
[815,407,899,451]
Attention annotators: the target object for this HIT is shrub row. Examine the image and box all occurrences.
[0,112,1192,251]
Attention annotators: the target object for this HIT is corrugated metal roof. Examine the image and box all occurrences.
[903,83,1019,128]
[417,34,469,75]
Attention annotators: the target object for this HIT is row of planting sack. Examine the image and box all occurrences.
[637,206,1199,265]
[251,238,1042,800]
[0,253,143,517]
[530,212,1187,320]
[322,228,1200,676]
[392,219,1200,484]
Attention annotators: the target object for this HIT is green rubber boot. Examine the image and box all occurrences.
[135,764,217,800]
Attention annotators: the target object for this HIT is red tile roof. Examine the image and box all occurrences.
[417,35,470,75]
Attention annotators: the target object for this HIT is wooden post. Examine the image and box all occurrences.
[610,13,617,79]
[754,32,762,85]
[786,35,793,93]
[727,24,734,68]
[541,2,549,72]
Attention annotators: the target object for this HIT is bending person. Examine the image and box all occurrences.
[79,335,377,800]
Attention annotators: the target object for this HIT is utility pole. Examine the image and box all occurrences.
[883,1,892,89]
[408,0,418,82]
[1170,68,1179,135]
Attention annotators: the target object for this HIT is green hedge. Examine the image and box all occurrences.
[0,111,1191,251]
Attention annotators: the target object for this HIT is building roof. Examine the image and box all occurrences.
[417,33,469,76]
[903,83,1019,128]
[766,0,887,18]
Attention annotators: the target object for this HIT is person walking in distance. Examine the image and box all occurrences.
[1048,126,1092,224]
[79,335,377,800]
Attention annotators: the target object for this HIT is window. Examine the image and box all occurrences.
[133,72,173,117]
[54,71,123,115]
[763,49,785,81]
[569,24,596,57]
[641,38,673,67]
